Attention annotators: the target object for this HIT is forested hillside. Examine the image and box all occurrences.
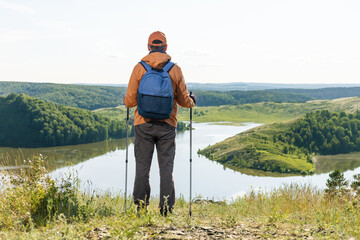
[195,88,360,106]
[2,82,360,110]
[0,94,128,148]
[0,82,126,110]
[0,82,313,109]
[187,90,313,106]
[283,110,360,155]
[199,110,360,174]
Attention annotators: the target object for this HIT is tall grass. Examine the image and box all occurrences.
[0,154,83,229]
[0,155,359,239]
[231,183,360,232]
[0,154,134,231]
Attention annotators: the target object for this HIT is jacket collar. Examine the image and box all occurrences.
[149,50,167,54]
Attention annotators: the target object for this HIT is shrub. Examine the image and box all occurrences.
[0,155,90,230]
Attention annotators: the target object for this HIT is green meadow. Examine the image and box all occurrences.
[95,97,360,124]
[177,97,360,123]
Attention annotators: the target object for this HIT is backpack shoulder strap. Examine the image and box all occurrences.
[139,61,152,72]
[162,61,175,73]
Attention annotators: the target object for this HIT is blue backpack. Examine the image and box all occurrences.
[137,61,175,120]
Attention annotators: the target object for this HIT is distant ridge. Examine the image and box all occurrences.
[75,82,360,91]
[186,82,360,91]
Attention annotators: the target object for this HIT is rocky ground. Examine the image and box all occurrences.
[85,221,355,239]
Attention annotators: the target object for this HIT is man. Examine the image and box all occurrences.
[123,31,196,215]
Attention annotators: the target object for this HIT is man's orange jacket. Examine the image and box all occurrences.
[124,52,195,128]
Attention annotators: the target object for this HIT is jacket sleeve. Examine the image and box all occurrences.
[172,65,195,108]
[124,63,145,108]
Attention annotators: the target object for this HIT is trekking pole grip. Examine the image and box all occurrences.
[190,91,193,121]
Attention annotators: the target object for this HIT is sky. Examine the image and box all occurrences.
[0,0,359,85]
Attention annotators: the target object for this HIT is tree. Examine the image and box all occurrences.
[325,169,349,197]
[351,174,360,197]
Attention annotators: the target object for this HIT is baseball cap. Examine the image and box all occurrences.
[148,31,167,46]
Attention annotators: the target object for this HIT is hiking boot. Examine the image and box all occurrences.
[160,207,173,217]
[136,205,148,217]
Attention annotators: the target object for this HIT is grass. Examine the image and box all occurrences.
[0,155,360,239]
[177,97,360,124]
[93,106,134,122]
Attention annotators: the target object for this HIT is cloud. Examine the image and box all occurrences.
[183,50,210,57]
[174,49,212,58]
[33,21,67,29]
[0,29,33,43]
[195,64,222,68]
[0,1,35,13]
[297,54,344,64]
[108,53,125,59]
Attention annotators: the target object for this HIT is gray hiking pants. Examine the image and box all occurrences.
[133,121,176,209]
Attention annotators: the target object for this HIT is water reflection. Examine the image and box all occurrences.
[220,163,302,177]
[1,128,360,176]
[214,152,360,177]
[314,152,360,174]
[0,138,131,171]
[1,123,360,200]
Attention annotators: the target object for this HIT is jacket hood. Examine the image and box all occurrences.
[141,52,172,70]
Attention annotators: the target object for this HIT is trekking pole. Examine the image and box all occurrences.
[124,108,129,212]
[189,93,193,217]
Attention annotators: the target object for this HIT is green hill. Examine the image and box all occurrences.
[198,110,360,174]
[199,121,314,174]
[0,82,126,110]
[0,94,128,148]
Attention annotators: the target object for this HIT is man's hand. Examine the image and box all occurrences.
[189,92,196,105]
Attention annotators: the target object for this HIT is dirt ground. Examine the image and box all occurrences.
[85,221,356,239]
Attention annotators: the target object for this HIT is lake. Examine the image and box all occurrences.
[1,122,360,201]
